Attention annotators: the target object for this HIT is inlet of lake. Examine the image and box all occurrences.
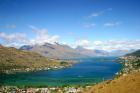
[0,57,122,87]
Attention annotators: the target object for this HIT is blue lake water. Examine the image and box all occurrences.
[0,57,122,87]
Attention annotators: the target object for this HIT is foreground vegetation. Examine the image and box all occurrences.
[84,71,140,93]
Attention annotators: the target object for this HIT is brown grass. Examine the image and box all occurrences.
[0,45,60,71]
[84,71,140,93]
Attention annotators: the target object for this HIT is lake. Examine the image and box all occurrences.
[0,57,122,87]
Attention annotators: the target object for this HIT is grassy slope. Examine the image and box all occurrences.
[84,49,140,93]
[0,45,60,72]
[85,71,140,93]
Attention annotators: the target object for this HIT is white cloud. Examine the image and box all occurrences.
[29,26,60,45]
[0,32,26,43]
[67,32,75,35]
[84,23,96,28]
[104,22,120,27]
[6,24,16,29]
[88,8,112,18]
[0,26,60,47]
[90,12,101,17]
[0,32,27,47]
[93,41,102,45]
[73,39,140,51]
[75,39,90,47]
[93,40,140,51]
[1,26,140,51]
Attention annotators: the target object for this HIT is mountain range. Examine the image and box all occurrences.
[20,42,135,59]
[0,45,64,73]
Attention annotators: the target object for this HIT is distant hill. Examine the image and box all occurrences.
[20,43,88,59]
[75,46,109,56]
[20,42,135,59]
[108,49,135,56]
[0,45,62,73]
[126,49,140,57]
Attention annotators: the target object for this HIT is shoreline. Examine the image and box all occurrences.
[0,57,122,93]
[0,59,78,74]
[3,56,139,93]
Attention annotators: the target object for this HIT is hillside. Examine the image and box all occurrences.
[126,49,140,57]
[85,71,140,93]
[84,49,140,93]
[0,45,70,73]
[108,49,135,56]
[119,49,140,75]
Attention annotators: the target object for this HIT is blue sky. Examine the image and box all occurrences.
[0,0,140,50]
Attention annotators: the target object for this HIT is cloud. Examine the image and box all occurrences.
[90,12,102,17]
[104,22,120,27]
[93,41,102,45]
[73,39,140,51]
[29,26,60,45]
[84,23,96,28]
[6,24,16,29]
[1,26,140,51]
[0,26,60,47]
[88,8,112,18]
[67,32,75,36]
[74,40,103,49]
[0,32,26,42]
[0,32,27,47]
[96,40,140,51]
[75,39,90,47]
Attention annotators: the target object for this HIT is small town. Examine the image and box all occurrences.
[0,85,89,93]
[117,56,140,76]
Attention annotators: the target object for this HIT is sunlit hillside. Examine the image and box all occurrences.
[0,45,68,73]
[84,71,140,93]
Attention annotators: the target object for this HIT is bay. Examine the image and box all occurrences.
[0,57,122,87]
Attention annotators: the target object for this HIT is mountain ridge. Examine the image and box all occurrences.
[20,42,135,59]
